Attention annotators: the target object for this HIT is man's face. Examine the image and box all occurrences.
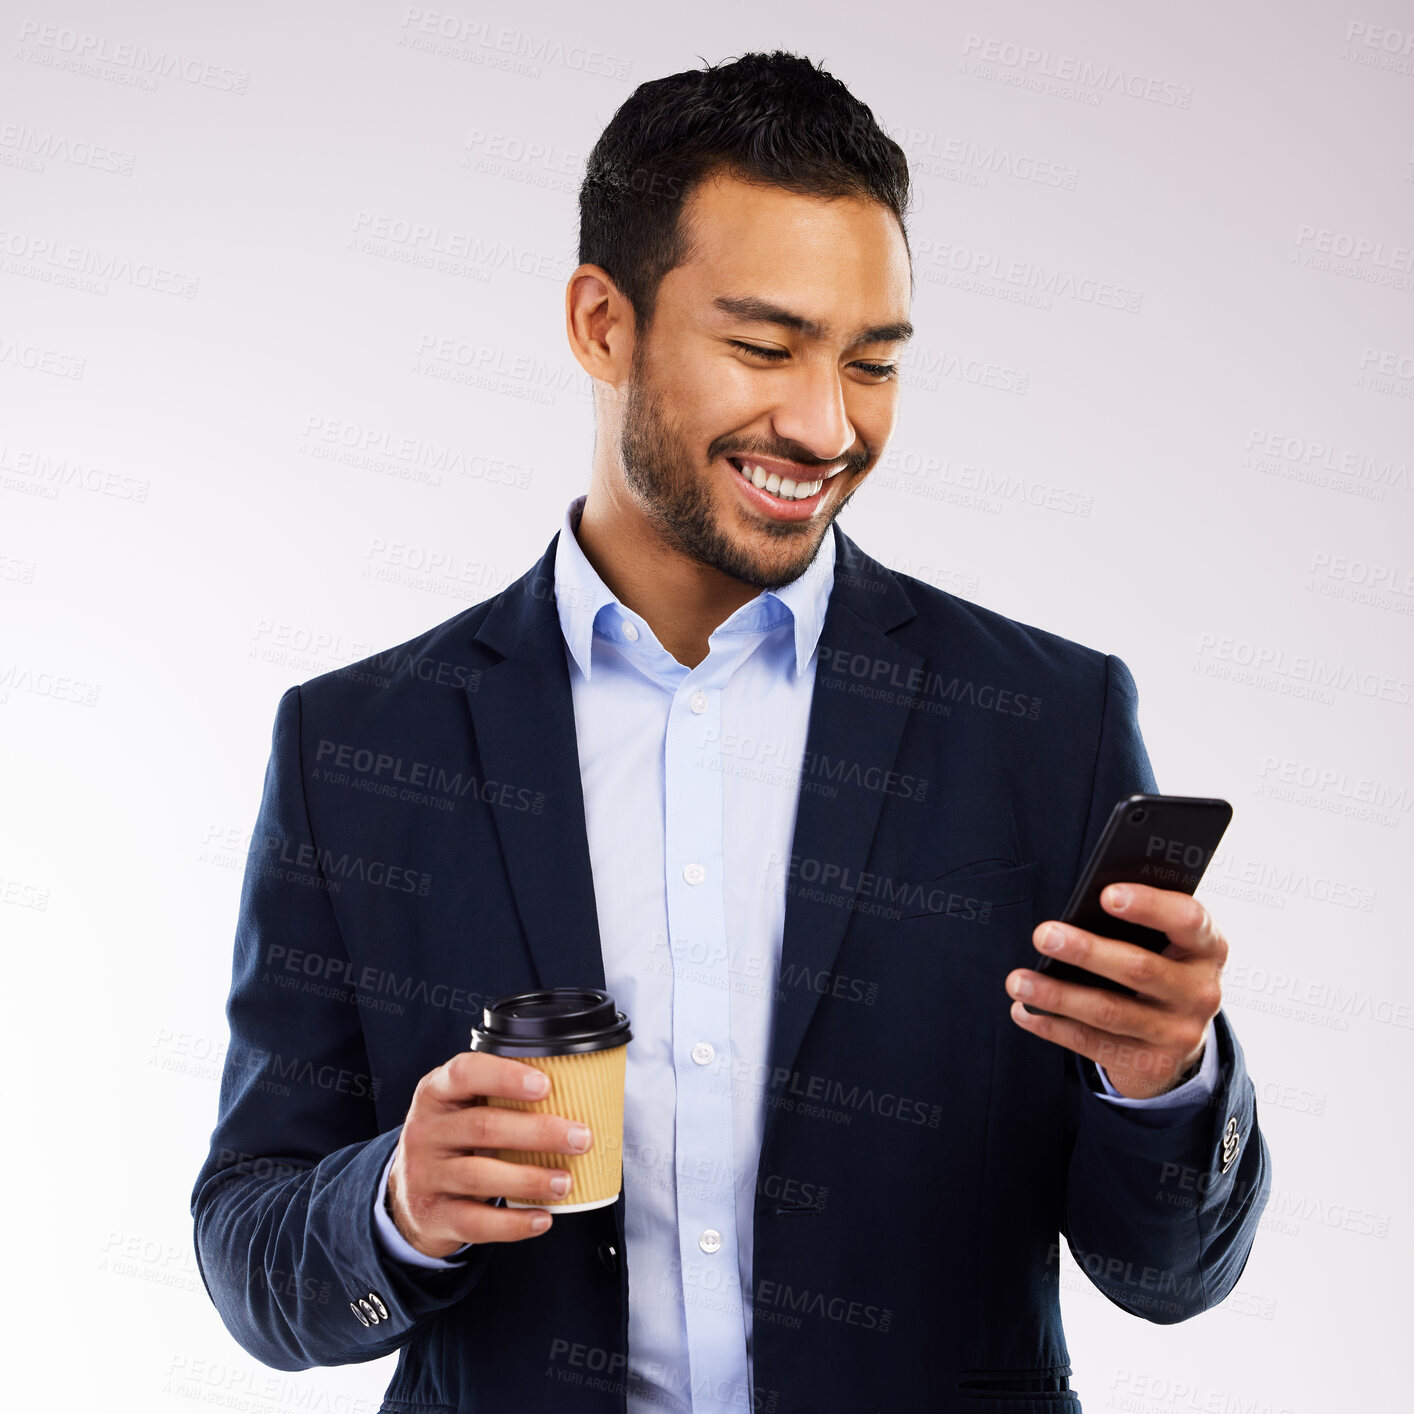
[614,170,912,590]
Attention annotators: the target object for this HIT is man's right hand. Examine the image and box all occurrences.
[386,1050,595,1257]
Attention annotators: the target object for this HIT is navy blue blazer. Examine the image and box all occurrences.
[192,522,1270,1413]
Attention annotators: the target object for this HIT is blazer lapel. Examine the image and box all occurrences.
[462,534,606,995]
[461,537,627,1270]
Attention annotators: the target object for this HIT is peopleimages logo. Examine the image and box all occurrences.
[914,236,1143,313]
[396,7,632,81]
[700,728,929,801]
[761,851,1001,924]
[1242,428,1409,501]
[300,414,536,487]
[817,645,1043,719]
[15,21,250,93]
[0,123,137,176]
[0,445,148,500]
[0,226,200,297]
[959,34,1193,107]
[313,738,544,815]
[1193,634,1412,707]
[1256,755,1410,829]
[249,831,433,897]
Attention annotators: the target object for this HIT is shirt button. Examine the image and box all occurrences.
[698,1228,723,1254]
[682,863,706,886]
[689,690,708,714]
[622,622,639,642]
[691,1042,714,1065]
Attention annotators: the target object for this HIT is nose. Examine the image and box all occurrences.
[768,357,857,470]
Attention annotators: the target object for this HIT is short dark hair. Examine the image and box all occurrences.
[577,50,913,337]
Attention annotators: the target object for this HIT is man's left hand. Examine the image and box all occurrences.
[1004,883,1227,1099]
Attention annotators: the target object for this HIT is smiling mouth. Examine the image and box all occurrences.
[727,455,845,501]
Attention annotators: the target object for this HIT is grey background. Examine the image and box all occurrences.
[2,1,1410,1408]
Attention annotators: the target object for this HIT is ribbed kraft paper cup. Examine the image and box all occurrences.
[488,1044,626,1210]
[470,987,631,1213]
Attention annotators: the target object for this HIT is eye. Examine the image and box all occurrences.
[729,340,789,361]
[728,341,898,381]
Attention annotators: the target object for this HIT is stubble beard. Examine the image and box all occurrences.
[616,351,854,591]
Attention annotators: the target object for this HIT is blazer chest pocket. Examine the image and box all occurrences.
[895,860,1037,923]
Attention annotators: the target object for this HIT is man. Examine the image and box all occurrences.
[192,51,1270,1413]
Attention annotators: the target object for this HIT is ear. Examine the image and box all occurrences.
[565,264,636,391]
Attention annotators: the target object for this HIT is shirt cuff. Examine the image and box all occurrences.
[1091,1024,1219,1121]
[373,1149,476,1269]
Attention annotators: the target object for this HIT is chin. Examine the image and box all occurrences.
[725,523,823,588]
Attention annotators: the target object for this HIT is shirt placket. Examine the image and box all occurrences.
[664,638,753,1414]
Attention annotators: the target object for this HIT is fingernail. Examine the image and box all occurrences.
[568,1124,592,1151]
[1009,973,1033,999]
[525,1071,550,1098]
[1107,885,1129,910]
[531,1214,552,1232]
[550,1173,571,1196]
[1039,926,1064,952]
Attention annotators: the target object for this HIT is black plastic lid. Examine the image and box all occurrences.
[469,987,632,1057]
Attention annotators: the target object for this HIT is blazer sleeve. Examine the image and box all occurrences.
[189,685,495,1371]
[1059,653,1272,1324]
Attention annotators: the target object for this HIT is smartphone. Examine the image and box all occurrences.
[1023,792,1232,1015]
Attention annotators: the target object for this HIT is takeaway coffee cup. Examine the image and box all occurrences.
[469,987,632,1212]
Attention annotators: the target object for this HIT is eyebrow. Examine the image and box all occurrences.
[712,294,913,347]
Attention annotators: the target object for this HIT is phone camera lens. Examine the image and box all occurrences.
[1128,808,1147,824]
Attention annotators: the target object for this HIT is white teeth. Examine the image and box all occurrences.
[733,458,823,501]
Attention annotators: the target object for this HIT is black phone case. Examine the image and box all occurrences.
[1024,792,1232,1012]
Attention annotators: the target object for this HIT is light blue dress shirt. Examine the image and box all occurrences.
[372,494,1219,1412]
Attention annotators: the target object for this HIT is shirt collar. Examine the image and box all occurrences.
[553,494,835,681]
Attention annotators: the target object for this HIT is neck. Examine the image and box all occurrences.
[573,489,762,669]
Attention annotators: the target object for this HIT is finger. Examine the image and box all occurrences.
[391,1155,561,1248]
[1009,1002,1195,1095]
[1098,883,1227,964]
[1007,1000,1123,1071]
[1032,919,1185,1001]
[447,1100,595,1160]
[440,1152,575,1206]
[439,1195,556,1245]
[1006,968,1193,1051]
[426,1051,555,1108]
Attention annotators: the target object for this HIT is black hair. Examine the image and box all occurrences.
[577,50,913,337]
